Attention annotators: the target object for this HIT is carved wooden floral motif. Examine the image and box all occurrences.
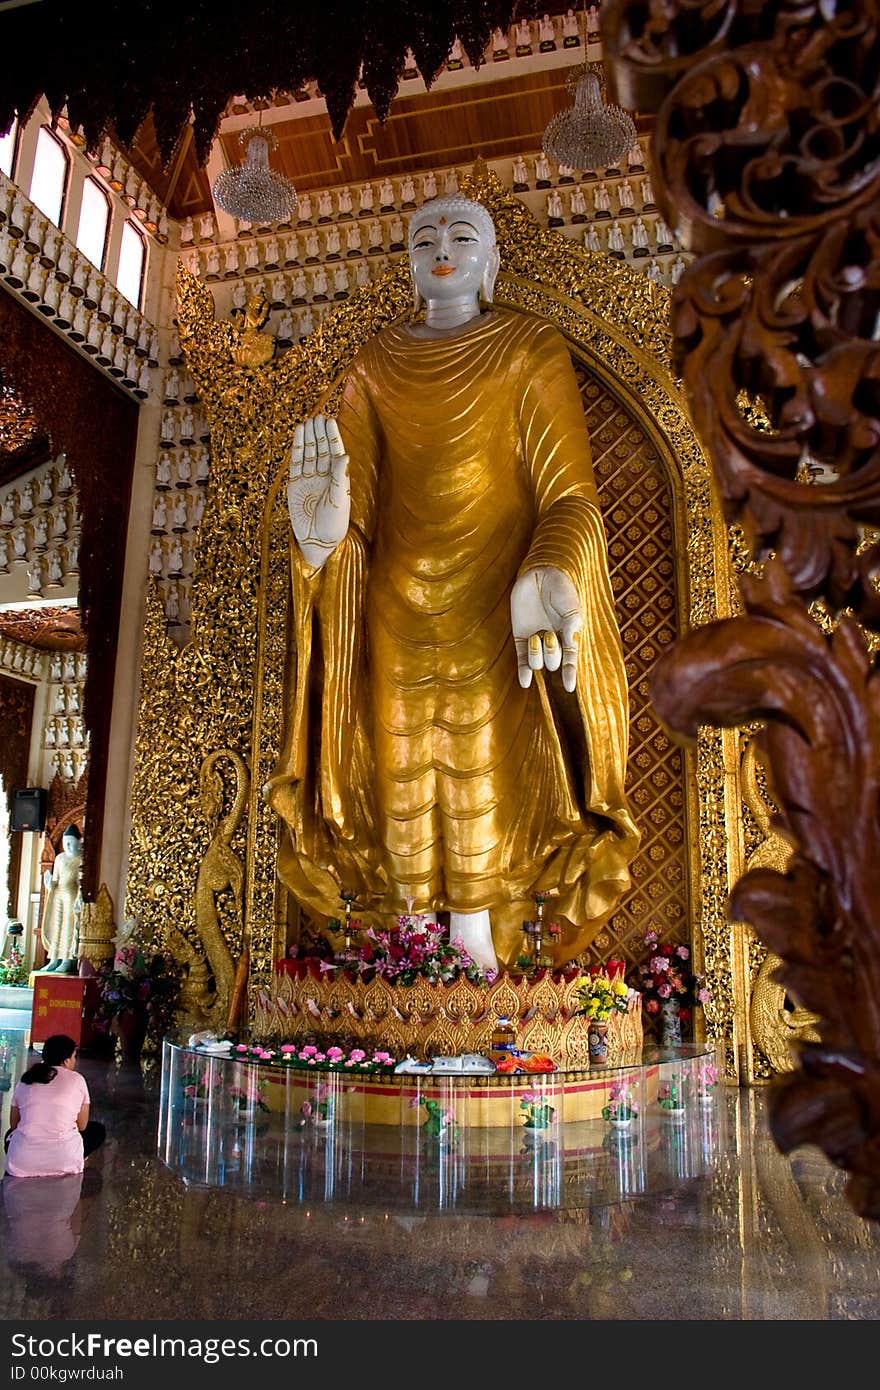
[602,0,880,1217]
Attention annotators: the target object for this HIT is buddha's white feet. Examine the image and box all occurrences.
[449,909,498,973]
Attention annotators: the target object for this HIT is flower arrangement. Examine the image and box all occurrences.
[332,915,498,987]
[658,1073,687,1112]
[181,1065,219,1100]
[0,941,28,986]
[412,1094,457,1140]
[696,1060,719,1101]
[180,1067,268,1113]
[300,1083,334,1124]
[94,944,181,1040]
[601,1078,639,1124]
[574,969,631,1023]
[520,1090,556,1129]
[234,1040,398,1072]
[635,930,709,1027]
[228,1075,269,1113]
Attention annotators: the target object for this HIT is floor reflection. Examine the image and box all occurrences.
[0,1028,879,1319]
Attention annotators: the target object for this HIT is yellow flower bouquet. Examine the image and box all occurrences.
[574,972,631,1024]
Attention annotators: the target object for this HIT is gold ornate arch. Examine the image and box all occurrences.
[125,170,744,1069]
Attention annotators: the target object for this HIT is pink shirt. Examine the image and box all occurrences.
[6,1068,89,1177]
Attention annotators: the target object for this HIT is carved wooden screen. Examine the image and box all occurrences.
[575,365,691,992]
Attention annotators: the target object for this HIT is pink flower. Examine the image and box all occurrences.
[313,1053,326,1062]
[698,987,710,1005]
[372,1051,393,1064]
[349,1048,366,1063]
[657,982,672,999]
[676,945,690,959]
[300,1045,318,1057]
[184,1085,197,1097]
[280,1044,297,1053]
[327,1046,344,1061]
[522,1090,540,1104]
[650,955,670,974]
[408,1096,420,1109]
[300,1101,312,1118]
[235,1044,249,1052]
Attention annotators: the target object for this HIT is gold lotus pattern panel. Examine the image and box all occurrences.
[575,369,691,1003]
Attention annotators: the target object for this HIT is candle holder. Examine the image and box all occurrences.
[339,889,356,950]
[520,894,549,974]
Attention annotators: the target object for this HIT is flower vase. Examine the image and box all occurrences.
[660,997,682,1047]
[110,1008,148,1064]
[588,1021,609,1062]
[609,1116,632,1131]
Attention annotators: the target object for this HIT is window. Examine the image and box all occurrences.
[0,119,17,178]
[116,219,146,308]
[29,126,68,226]
[75,177,110,269]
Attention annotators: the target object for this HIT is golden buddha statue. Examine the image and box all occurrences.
[268,195,638,970]
[231,290,275,369]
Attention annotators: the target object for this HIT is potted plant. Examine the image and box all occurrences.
[520,1089,556,1131]
[602,1078,639,1128]
[574,970,631,1061]
[635,930,710,1044]
[94,944,181,1062]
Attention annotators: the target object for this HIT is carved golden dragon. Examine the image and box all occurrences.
[193,748,249,1025]
[743,740,820,1074]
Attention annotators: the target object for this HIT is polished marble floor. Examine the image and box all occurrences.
[2,1030,880,1322]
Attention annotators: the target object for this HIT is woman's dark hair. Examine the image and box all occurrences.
[20,1034,76,1085]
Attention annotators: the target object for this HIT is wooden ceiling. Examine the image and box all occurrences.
[220,69,582,196]
[0,605,84,652]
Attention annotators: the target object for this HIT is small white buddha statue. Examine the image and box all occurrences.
[41,826,83,974]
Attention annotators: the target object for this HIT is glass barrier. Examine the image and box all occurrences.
[159,1034,726,1213]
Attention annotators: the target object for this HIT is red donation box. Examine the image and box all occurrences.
[30,975,101,1047]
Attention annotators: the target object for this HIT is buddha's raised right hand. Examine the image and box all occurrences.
[287,414,351,569]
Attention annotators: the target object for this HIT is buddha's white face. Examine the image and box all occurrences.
[62,832,81,856]
[409,214,497,303]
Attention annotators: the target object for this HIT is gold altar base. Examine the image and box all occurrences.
[260,1066,658,1128]
[255,968,643,1065]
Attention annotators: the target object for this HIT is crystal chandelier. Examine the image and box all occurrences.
[542,65,637,172]
[212,124,297,224]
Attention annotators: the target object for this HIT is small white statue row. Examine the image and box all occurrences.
[0,243,155,396]
[159,404,202,447]
[512,143,646,190]
[2,534,78,578]
[0,185,156,345]
[545,176,658,222]
[25,545,79,593]
[158,578,191,626]
[48,651,87,683]
[225,258,381,318]
[0,641,44,677]
[49,681,83,714]
[150,495,205,543]
[155,446,210,487]
[43,715,86,749]
[579,217,678,255]
[87,137,168,240]
[49,749,87,784]
[0,482,74,528]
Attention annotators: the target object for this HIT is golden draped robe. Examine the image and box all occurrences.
[269,308,639,966]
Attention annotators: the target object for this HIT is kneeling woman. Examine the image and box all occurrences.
[4,1034,104,1177]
